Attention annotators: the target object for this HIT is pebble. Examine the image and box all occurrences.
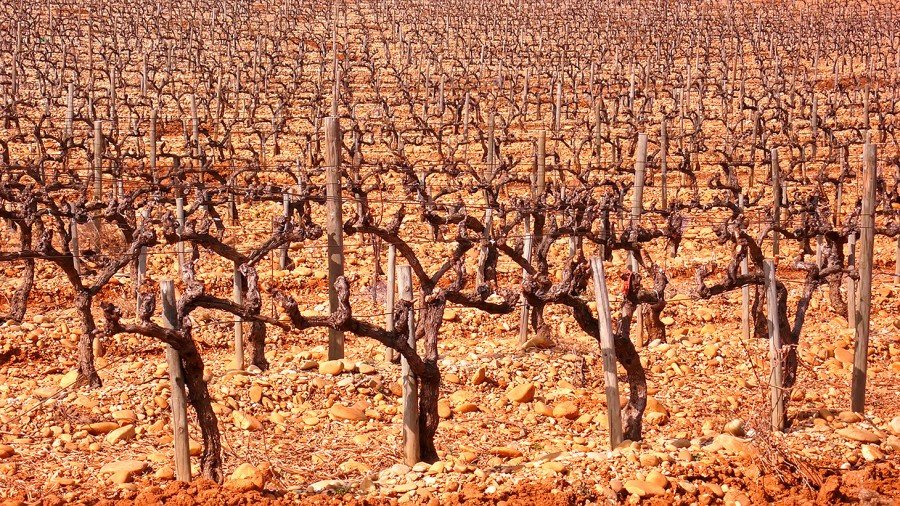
[329,404,368,421]
[319,360,344,375]
[105,425,136,444]
[836,426,881,443]
[506,383,535,403]
[624,479,666,497]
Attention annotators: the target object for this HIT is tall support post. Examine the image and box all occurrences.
[324,116,345,360]
[93,121,103,200]
[70,216,81,275]
[763,259,785,431]
[397,266,419,464]
[384,245,398,362]
[136,208,149,315]
[149,109,158,185]
[65,83,74,141]
[771,148,781,261]
[590,257,623,449]
[631,133,647,348]
[518,216,533,344]
[279,194,290,269]
[232,265,245,370]
[851,141,876,413]
[160,280,191,482]
[739,194,750,341]
[847,233,857,330]
[660,119,668,209]
[175,197,186,275]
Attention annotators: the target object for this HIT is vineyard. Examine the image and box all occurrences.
[0,0,899,503]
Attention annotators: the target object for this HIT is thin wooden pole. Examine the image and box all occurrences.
[771,148,781,261]
[160,280,191,482]
[93,121,103,201]
[70,216,81,275]
[660,119,668,209]
[851,141,876,413]
[175,197,186,275]
[397,266,419,464]
[739,194,750,341]
[279,194,290,269]
[763,259,785,431]
[518,216,533,344]
[847,233,857,330]
[631,133,648,348]
[136,209,149,315]
[384,244,398,362]
[149,109,158,185]
[233,265,244,370]
[590,257,623,449]
[325,116,345,360]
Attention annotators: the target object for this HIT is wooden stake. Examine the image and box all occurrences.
[851,141,876,413]
[93,121,103,201]
[771,148,781,261]
[589,257,623,449]
[397,266,420,465]
[176,197,186,275]
[160,280,191,482]
[631,133,647,348]
[233,265,244,370]
[518,216,533,344]
[279,194,290,269]
[847,233,857,330]
[384,244,398,362]
[149,109,158,185]
[660,119,668,209]
[763,259,785,431]
[325,116,345,360]
[739,194,750,341]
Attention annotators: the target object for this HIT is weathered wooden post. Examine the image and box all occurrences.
[660,118,668,209]
[93,120,103,200]
[771,148,781,262]
[763,259,785,431]
[136,208,149,314]
[851,141,876,413]
[739,194,750,341]
[160,280,191,481]
[847,233,857,330]
[70,216,81,275]
[384,244,398,362]
[518,216,533,344]
[325,116,345,360]
[232,265,245,370]
[590,257,623,449]
[149,109,158,185]
[631,133,648,348]
[175,197,186,275]
[397,266,419,464]
[279,194,290,269]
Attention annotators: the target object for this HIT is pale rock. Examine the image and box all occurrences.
[507,383,535,403]
[319,360,344,375]
[329,404,368,421]
[552,401,579,420]
[105,425,136,444]
[232,411,263,431]
[724,419,746,437]
[836,426,881,443]
[226,462,270,492]
[0,445,16,459]
[624,479,666,497]
[860,444,884,462]
[249,384,263,403]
